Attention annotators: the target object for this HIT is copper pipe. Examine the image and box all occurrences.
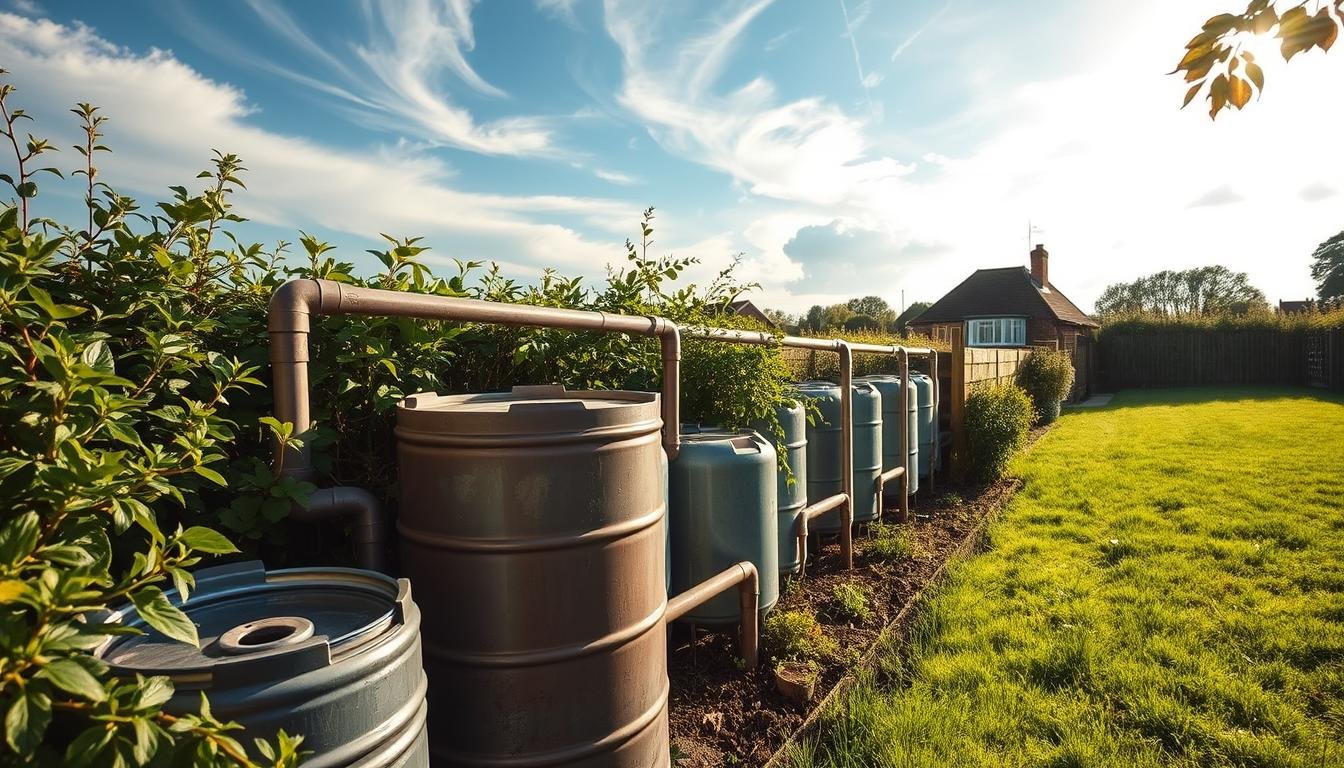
[297,486,385,572]
[664,561,760,669]
[877,466,905,490]
[837,342,853,569]
[268,278,683,571]
[897,348,911,523]
[795,492,847,578]
[928,348,939,491]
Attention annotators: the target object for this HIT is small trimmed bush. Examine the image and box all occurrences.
[1017,348,1075,423]
[764,609,839,662]
[965,383,1033,483]
[829,582,872,623]
[866,523,917,561]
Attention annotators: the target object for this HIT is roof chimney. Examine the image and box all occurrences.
[1030,243,1048,286]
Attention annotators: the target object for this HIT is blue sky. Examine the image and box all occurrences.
[3,0,1341,312]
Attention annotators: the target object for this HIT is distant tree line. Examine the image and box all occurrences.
[1094,265,1267,317]
[764,296,932,334]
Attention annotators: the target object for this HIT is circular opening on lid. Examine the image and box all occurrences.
[239,624,299,646]
[218,616,315,655]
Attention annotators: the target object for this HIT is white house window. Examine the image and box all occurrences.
[966,318,1026,347]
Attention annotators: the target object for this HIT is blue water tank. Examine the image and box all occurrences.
[912,373,936,479]
[753,399,807,574]
[796,380,882,532]
[856,375,919,496]
[669,428,779,623]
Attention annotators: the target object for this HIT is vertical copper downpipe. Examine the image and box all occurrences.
[929,348,939,492]
[836,342,854,570]
[897,348,911,523]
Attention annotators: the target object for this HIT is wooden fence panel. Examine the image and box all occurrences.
[1099,329,1317,390]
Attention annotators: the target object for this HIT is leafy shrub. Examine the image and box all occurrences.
[829,582,872,624]
[1017,348,1075,411]
[866,523,917,561]
[965,383,1033,483]
[0,81,301,764]
[764,609,839,662]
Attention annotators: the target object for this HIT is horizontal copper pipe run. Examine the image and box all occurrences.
[664,561,759,669]
[269,278,682,571]
[794,492,847,579]
[877,465,906,489]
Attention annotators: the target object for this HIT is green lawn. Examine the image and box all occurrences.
[793,388,1344,768]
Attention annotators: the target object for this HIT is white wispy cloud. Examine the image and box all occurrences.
[594,168,640,185]
[604,0,909,209]
[534,0,580,26]
[203,0,557,157]
[764,27,799,51]
[891,0,952,61]
[0,13,634,274]
[837,0,878,117]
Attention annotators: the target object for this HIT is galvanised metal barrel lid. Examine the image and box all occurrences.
[396,385,660,436]
[97,561,410,683]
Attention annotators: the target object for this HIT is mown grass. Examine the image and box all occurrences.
[792,388,1344,768]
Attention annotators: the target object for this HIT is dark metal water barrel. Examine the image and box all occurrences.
[753,399,807,574]
[857,375,920,496]
[395,386,669,767]
[670,428,778,622]
[97,561,428,768]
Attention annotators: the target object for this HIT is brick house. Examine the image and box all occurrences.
[909,244,1098,397]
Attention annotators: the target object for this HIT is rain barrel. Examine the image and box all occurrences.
[670,427,778,622]
[97,561,428,768]
[912,373,936,479]
[395,385,669,768]
[857,375,920,496]
[752,399,807,574]
[796,381,883,532]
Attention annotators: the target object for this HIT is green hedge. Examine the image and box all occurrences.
[1098,307,1344,337]
[965,383,1034,484]
[1017,348,1075,421]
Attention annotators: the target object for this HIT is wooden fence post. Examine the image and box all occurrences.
[949,326,968,484]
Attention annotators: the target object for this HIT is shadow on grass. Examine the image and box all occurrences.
[1077,385,1344,412]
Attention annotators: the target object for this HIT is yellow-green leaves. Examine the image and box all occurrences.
[4,688,50,754]
[1174,1,1343,118]
[130,586,199,648]
[38,658,107,703]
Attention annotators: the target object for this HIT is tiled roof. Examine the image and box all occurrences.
[911,267,1098,327]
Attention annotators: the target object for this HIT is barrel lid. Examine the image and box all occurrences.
[678,427,767,453]
[96,561,407,682]
[397,385,660,435]
[794,380,841,395]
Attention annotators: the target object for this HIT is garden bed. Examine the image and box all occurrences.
[666,474,1025,767]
